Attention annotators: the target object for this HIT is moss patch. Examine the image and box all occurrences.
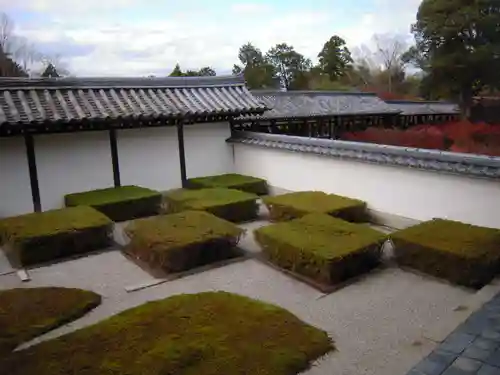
[392,219,500,288]
[125,211,244,273]
[263,191,367,222]
[65,185,162,222]
[0,287,101,355]
[255,214,386,285]
[1,292,333,375]
[165,188,259,223]
[0,206,112,266]
[187,173,268,195]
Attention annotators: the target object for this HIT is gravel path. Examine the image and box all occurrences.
[0,214,499,375]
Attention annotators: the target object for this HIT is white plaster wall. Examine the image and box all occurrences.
[184,122,234,179]
[36,132,114,211]
[0,138,33,217]
[233,144,500,228]
[118,123,234,192]
[117,127,181,191]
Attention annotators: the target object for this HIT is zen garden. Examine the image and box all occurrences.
[1,173,500,375]
[1,1,500,375]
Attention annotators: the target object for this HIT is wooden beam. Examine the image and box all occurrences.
[24,134,41,212]
[109,129,121,187]
[177,122,187,188]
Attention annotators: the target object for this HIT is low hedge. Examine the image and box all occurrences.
[1,291,333,375]
[65,185,162,222]
[165,188,259,223]
[255,214,387,285]
[0,287,101,355]
[392,219,500,288]
[125,211,244,273]
[263,191,367,222]
[0,206,112,267]
[186,173,269,195]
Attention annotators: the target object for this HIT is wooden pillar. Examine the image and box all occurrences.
[177,122,187,188]
[109,129,121,187]
[24,134,41,212]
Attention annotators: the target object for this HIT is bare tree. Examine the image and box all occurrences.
[39,53,70,77]
[0,12,14,53]
[373,33,409,92]
[0,12,45,75]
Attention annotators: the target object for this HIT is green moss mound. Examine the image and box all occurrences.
[65,185,162,222]
[165,188,259,223]
[0,287,101,356]
[187,173,268,195]
[255,214,386,285]
[0,207,112,266]
[125,211,244,273]
[1,292,333,375]
[392,219,500,288]
[263,191,367,222]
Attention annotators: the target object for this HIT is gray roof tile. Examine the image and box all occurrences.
[238,90,401,120]
[0,75,267,132]
[227,131,500,179]
[385,100,460,115]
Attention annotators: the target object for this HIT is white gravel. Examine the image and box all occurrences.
[1,215,499,375]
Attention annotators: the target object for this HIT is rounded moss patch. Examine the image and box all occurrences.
[0,287,101,355]
[1,292,333,375]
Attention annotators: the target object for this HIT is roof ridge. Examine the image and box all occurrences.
[252,90,379,97]
[0,74,246,90]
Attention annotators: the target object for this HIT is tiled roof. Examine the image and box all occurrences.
[228,131,500,179]
[236,90,401,121]
[385,100,459,115]
[0,75,267,135]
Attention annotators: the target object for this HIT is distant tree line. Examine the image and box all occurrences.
[3,0,500,119]
[171,0,499,119]
[168,64,216,77]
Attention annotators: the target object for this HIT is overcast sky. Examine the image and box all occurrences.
[1,0,422,76]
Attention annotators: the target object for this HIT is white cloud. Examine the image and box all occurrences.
[230,3,271,14]
[0,0,138,14]
[2,0,422,76]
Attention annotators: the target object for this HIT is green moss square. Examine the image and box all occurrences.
[165,188,259,223]
[187,173,268,195]
[125,211,244,273]
[1,292,333,375]
[0,207,112,266]
[263,191,367,222]
[65,185,162,222]
[255,214,386,285]
[392,219,500,288]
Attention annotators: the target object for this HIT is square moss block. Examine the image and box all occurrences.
[0,206,112,267]
[165,188,259,223]
[392,219,500,288]
[124,211,244,273]
[254,214,387,286]
[263,191,367,222]
[186,173,268,195]
[65,185,162,222]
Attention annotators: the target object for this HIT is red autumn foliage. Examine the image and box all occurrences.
[341,120,500,157]
[342,128,447,150]
[450,141,500,157]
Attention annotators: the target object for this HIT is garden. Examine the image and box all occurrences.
[1,172,500,374]
[341,120,500,156]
